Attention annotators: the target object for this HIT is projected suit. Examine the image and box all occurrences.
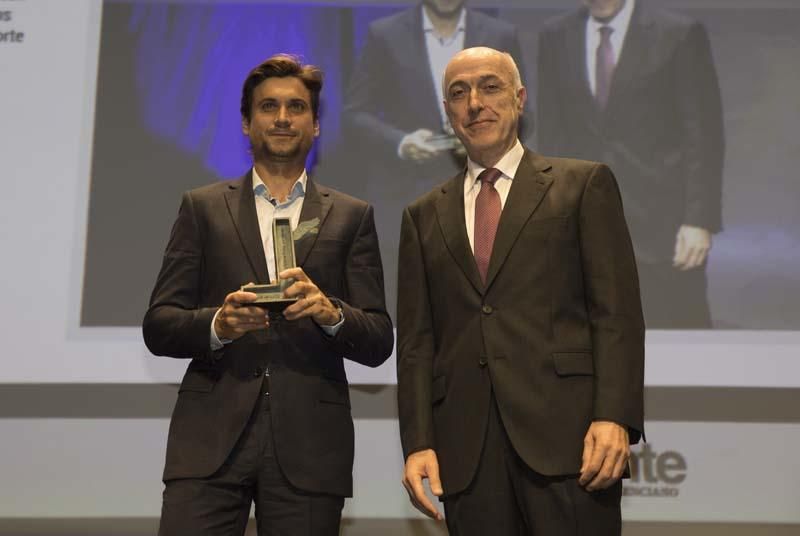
[536,0,724,328]
[343,3,526,317]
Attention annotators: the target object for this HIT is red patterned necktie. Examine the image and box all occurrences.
[474,167,503,284]
[595,25,615,109]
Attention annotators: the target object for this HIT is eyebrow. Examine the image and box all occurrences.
[256,97,309,105]
[447,74,504,91]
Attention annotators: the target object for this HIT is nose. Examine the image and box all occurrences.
[274,105,290,126]
[467,89,483,113]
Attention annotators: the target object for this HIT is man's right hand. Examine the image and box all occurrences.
[213,288,269,341]
[399,128,441,162]
[402,448,444,520]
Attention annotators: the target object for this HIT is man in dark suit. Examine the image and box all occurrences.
[397,47,644,534]
[343,0,526,317]
[143,54,393,536]
[537,0,724,328]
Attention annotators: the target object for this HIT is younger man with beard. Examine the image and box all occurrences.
[144,54,393,536]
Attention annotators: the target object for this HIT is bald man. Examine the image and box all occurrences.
[397,47,645,535]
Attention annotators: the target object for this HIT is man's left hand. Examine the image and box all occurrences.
[280,267,341,326]
[578,421,630,492]
[673,225,711,271]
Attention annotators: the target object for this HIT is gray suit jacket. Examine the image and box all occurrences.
[537,1,724,262]
[345,5,528,183]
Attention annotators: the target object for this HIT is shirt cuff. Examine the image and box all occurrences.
[210,308,232,350]
[318,307,345,337]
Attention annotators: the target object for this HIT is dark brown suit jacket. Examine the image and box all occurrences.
[143,173,393,497]
[397,149,645,496]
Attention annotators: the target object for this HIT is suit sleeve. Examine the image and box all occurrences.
[142,192,221,363]
[323,204,395,368]
[579,164,646,443]
[675,21,724,232]
[343,24,408,154]
[396,206,437,459]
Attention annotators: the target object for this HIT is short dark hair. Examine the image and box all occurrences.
[240,54,323,122]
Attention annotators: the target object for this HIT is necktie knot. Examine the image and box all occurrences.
[478,167,502,187]
[599,25,613,40]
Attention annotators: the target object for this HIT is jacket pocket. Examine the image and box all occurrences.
[552,352,594,376]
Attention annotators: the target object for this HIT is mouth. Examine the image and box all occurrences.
[268,131,296,137]
[465,119,495,130]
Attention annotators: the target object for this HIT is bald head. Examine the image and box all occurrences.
[442,47,522,96]
[441,46,526,167]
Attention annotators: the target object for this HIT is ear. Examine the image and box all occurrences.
[241,116,250,136]
[313,119,320,138]
[516,86,527,112]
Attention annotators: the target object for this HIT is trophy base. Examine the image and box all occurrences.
[241,283,298,315]
[251,296,298,314]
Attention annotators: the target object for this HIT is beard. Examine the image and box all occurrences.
[423,0,465,19]
[253,134,306,163]
[585,0,626,22]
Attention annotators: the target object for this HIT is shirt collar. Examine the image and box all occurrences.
[465,139,525,192]
[252,167,307,206]
[422,5,467,42]
[588,0,635,36]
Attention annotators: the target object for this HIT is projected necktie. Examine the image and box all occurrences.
[474,168,503,285]
[595,26,615,109]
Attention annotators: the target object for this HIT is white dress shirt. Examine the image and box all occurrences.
[210,168,342,349]
[252,167,307,280]
[585,0,635,96]
[423,5,467,130]
[464,139,525,252]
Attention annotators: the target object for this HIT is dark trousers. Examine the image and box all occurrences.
[443,396,622,536]
[637,260,712,329]
[159,391,344,536]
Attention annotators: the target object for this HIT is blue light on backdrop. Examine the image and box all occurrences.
[128,3,365,178]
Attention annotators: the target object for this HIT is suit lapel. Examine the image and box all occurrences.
[464,9,484,48]
[294,178,332,267]
[565,9,596,117]
[484,151,553,289]
[435,172,484,295]
[224,172,270,283]
[606,0,652,116]
[405,6,442,129]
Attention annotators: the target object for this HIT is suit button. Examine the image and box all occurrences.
[253,367,262,377]
[481,304,493,315]
[479,357,488,367]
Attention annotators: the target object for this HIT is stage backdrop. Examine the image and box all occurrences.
[0,0,798,530]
